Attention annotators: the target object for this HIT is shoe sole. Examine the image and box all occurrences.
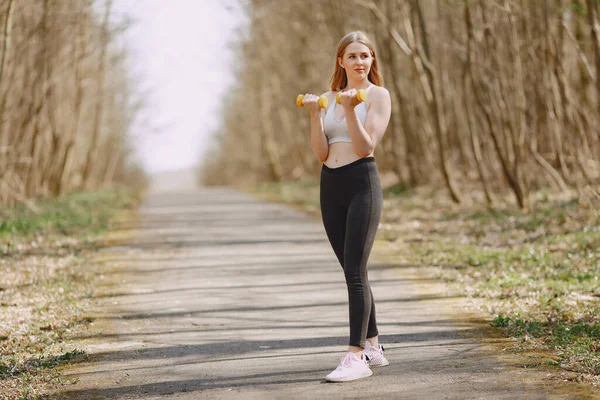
[326,368,373,382]
[369,359,389,367]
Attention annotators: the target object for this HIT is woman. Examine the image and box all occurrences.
[300,31,392,382]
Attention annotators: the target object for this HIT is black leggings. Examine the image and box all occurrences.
[319,156,383,348]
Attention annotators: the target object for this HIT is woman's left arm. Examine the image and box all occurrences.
[343,87,392,157]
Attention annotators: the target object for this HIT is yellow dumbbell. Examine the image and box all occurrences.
[336,89,368,105]
[296,94,329,109]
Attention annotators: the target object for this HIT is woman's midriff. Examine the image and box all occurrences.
[324,142,374,168]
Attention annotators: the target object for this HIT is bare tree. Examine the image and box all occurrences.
[200,0,600,208]
[0,0,144,205]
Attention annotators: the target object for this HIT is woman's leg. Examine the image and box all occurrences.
[322,159,385,381]
[343,170,383,349]
[366,286,379,342]
[319,171,347,268]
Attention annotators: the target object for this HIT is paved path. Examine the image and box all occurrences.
[51,187,594,399]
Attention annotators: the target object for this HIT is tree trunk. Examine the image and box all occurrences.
[411,0,462,203]
[463,3,494,204]
[82,0,112,189]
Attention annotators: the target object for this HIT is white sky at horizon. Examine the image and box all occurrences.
[112,0,244,174]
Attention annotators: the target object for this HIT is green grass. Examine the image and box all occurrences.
[491,314,600,375]
[0,189,138,240]
[382,182,415,197]
[0,350,85,379]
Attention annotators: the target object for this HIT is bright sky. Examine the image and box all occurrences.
[112,0,244,174]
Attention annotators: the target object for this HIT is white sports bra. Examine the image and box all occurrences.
[323,85,374,145]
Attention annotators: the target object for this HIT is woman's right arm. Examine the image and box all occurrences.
[303,93,330,162]
[310,112,329,162]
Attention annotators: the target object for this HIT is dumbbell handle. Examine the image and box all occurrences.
[296,94,328,109]
[336,89,367,105]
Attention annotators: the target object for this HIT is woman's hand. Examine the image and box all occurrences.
[339,89,361,110]
[301,94,322,117]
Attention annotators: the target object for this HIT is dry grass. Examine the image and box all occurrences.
[0,189,140,400]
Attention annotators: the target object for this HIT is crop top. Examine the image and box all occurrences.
[323,84,374,145]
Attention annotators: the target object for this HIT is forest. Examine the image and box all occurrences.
[201,0,600,210]
[0,0,144,207]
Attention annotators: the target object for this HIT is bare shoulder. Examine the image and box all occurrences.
[366,86,391,114]
[321,90,335,101]
[369,86,391,102]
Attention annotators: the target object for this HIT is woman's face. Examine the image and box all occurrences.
[338,41,373,81]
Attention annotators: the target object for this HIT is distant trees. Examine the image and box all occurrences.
[0,0,144,206]
[200,0,600,209]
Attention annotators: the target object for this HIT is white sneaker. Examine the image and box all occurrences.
[363,341,389,367]
[325,352,373,382]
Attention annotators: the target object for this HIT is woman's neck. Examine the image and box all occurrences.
[343,78,371,91]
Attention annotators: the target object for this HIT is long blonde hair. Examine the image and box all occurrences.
[330,31,383,92]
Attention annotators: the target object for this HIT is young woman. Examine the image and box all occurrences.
[300,31,392,382]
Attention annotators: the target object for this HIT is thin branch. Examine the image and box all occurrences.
[354,0,412,56]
